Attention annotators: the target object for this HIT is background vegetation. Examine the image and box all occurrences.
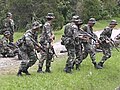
[0,0,120,31]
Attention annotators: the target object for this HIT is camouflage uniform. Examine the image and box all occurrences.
[98,20,118,67]
[37,13,55,73]
[63,15,83,73]
[0,31,15,57]
[82,18,102,69]
[114,33,120,47]
[17,21,40,76]
[3,12,15,42]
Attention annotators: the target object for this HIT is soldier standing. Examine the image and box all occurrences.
[62,15,83,73]
[98,20,118,68]
[37,13,55,73]
[82,18,102,69]
[72,16,84,70]
[17,21,41,76]
[3,12,15,43]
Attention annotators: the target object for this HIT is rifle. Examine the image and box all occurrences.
[78,30,97,42]
[51,46,58,58]
[29,36,46,52]
[106,37,119,52]
[60,50,68,53]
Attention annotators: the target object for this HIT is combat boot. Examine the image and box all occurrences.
[37,67,44,73]
[93,62,103,69]
[17,70,22,76]
[45,67,51,73]
[76,64,80,71]
[22,67,31,75]
[98,62,104,68]
[65,67,72,73]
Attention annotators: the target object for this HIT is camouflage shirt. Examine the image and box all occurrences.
[100,26,113,42]
[82,24,98,42]
[40,21,53,44]
[3,18,15,33]
[64,22,78,39]
[23,29,36,50]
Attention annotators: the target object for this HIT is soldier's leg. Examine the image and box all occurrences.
[65,47,75,73]
[89,45,102,69]
[17,60,28,76]
[45,53,53,73]
[82,43,88,60]
[37,54,46,73]
[98,48,111,67]
[22,51,37,75]
[75,44,83,70]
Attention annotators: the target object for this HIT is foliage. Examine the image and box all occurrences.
[0,0,120,31]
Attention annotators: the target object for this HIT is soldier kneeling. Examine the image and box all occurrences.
[0,31,16,57]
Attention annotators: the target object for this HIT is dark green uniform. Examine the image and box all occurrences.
[18,29,38,74]
[17,21,40,76]
[0,31,15,57]
[82,18,102,69]
[98,20,118,67]
[3,12,15,42]
[37,13,55,73]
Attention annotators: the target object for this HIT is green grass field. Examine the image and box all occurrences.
[0,50,120,90]
[0,18,120,90]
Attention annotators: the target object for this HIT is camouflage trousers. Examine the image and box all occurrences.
[65,44,76,68]
[38,48,53,68]
[75,44,83,65]
[82,42,96,63]
[19,50,38,70]
[100,47,111,62]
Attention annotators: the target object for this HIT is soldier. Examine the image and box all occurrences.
[2,12,15,43]
[82,18,102,69]
[62,15,83,73]
[0,31,15,57]
[17,21,41,76]
[114,33,120,47]
[98,20,118,68]
[37,13,55,73]
[72,16,84,70]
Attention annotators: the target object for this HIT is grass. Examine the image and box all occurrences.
[0,50,120,90]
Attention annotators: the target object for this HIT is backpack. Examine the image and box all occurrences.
[61,23,74,45]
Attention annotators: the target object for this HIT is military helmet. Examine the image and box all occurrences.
[6,12,12,17]
[4,31,11,36]
[71,15,83,24]
[46,13,55,19]
[109,20,118,25]
[88,18,96,24]
[32,21,42,30]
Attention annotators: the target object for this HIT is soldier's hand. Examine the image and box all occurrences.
[35,46,40,51]
[106,40,110,43]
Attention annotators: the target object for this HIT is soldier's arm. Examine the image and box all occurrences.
[99,27,109,41]
[82,25,87,32]
[25,35,34,49]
